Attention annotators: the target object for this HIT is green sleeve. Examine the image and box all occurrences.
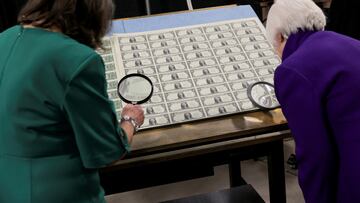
[62,53,130,169]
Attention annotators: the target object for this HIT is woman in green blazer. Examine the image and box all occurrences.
[0,0,144,202]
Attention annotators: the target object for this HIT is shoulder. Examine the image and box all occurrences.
[0,25,20,37]
[278,31,360,97]
[40,31,100,65]
[281,31,350,74]
[0,26,22,48]
[284,31,360,68]
[299,31,360,59]
[307,31,360,50]
[33,31,105,82]
[16,27,101,66]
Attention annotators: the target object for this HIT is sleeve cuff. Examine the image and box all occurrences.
[118,127,131,153]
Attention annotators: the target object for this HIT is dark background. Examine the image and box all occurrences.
[0,0,27,32]
[1,0,359,39]
[0,0,272,32]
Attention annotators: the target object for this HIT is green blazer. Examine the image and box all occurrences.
[0,26,129,203]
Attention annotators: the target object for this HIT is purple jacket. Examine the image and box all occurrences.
[275,31,360,203]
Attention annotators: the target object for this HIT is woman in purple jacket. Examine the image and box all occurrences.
[266,0,360,202]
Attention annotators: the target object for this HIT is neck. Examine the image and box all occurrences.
[23,24,61,33]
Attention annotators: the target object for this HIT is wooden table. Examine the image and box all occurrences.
[100,109,290,203]
[102,6,290,203]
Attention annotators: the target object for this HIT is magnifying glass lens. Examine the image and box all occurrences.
[247,81,280,110]
[117,74,154,104]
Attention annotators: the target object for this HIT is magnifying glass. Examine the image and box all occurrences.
[117,73,154,104]
[247,81,280,110]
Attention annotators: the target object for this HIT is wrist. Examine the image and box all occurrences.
[121,115,139,133]
[120,121,135,143]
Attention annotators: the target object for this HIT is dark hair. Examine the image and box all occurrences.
[18,0,114,49]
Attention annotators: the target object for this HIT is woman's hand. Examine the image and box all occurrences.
[120,104,144,143]
[121,104,144,126]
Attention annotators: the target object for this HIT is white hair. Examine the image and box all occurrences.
[266,0,326,48]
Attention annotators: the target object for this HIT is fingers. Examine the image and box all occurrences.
[121,104,145,126]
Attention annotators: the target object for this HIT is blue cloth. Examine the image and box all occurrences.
[109,5,257,34]
[275,30,360,203]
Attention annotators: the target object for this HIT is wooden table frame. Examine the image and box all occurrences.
[103,6,290,202]
[100,110,290,203]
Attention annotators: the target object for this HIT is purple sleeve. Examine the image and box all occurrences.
[274,66,337,203]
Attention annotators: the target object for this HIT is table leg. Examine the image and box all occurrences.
[229,159,247,187]
[267,140,286,203]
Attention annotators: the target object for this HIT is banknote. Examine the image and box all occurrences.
[102,17,279,130]
[205,103,239,116]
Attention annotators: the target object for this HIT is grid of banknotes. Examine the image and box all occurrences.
[99,17,280,130]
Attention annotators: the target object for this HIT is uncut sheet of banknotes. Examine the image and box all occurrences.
[98,17,280,130]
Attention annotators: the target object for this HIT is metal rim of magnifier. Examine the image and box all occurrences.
[117,73,154,104]
[247,81,280,110]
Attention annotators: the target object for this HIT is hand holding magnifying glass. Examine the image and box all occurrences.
[117,73,154,132]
